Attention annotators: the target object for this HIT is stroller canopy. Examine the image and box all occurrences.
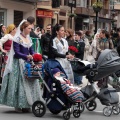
[43,59,68,79]
[93,49,120,80]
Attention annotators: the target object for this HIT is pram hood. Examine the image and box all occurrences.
[93,49,120,80]
[43,59,68,79]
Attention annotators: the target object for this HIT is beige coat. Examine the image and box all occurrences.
[83,37,90,61]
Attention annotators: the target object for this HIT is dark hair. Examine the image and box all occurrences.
[101,29,110,39]
[75,31,82,37]
[0,24,3,33]
[51,24,63,39]
[85,30,91,36]
[40,28,45,33]
[20,21,30,31]
[117,28,120,32]
[27,16,35,24]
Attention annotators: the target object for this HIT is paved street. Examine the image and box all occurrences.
[0,99,120,120]
[0,77,120,120]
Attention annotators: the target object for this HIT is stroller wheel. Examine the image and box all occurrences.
[112,106,120,115]
[63,111,70,120]
[73,110,81,118]
[49,109,61,114]
[79,102,85,113]
[32,101,46,117]
[103,106,112,117]
[86,100,97,111]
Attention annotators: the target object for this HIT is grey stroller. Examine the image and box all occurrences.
[71,49,120,116]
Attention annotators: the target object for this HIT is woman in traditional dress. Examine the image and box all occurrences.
[48,24,74,84]
[0,24,16,61]
[0,20,43,112]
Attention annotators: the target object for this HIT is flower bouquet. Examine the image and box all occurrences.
[32,53,42,62]
[24,53,43,80]
[68,46,78,55]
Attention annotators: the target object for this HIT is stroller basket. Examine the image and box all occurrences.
[98,87,119,105]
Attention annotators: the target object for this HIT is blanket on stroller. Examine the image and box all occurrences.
[61,83,84,102]
[55,76,84,102]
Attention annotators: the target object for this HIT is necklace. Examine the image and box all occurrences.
[21,33,26,38]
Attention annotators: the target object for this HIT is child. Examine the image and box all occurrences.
[52,68,84,102]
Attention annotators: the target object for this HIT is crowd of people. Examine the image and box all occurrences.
[0,16,120,113]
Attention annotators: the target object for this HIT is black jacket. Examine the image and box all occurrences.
[41,33,52,56]
[74,40,85,60]
[30,29,39,38]
[48,38,66,59]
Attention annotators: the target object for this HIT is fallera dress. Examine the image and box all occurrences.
[0,35,43,108]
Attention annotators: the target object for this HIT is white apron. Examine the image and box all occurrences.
[53,37,74,84]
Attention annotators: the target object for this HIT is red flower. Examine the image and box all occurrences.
[32,53,42,62]
[69,46,78,53]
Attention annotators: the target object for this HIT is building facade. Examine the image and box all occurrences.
[0,0,36,26]
[36,0,72,30]
[0,0,115,32]
[75,0,112,33]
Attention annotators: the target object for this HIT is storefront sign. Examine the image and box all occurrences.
[36,10,53,18]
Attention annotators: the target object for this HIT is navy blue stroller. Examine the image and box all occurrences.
[32,59,84,120]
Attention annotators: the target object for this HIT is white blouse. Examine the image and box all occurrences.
[0,34,13,48]
[53,37,68,54]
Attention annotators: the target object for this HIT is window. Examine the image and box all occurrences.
[14,11,23,27]
[0,9,7,25]
[64,0,68,6]
[76,0,87,7]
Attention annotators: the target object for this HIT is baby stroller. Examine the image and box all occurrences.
[32,59,84,120]
[71,49,120,116]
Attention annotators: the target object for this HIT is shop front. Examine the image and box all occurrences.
[36,9,53,29]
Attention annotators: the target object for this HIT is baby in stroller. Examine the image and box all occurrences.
[52,68,84,103]
[32,59,84,120]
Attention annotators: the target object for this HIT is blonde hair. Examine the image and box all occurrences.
[5,24,15,34]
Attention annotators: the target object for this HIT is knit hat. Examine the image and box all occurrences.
[5,24,15,34]
[52,68,61,75]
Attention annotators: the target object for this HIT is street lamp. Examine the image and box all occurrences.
[93,0,102,34]
[111,0,117,30]
[68,0,76,28]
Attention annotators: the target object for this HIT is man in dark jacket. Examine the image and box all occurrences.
[27,16,39,38]
[74,31,85,60]
[41,24,52,57]
[74,31,85,86]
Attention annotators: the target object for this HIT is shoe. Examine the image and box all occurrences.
[15,108,22,113]
[22,108,31,113]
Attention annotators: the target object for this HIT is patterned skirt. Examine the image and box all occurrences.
[0,59,43,108]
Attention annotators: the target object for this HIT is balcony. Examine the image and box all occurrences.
[75,7,94,16]
[75,7,110,18]
[99,9,109,18]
